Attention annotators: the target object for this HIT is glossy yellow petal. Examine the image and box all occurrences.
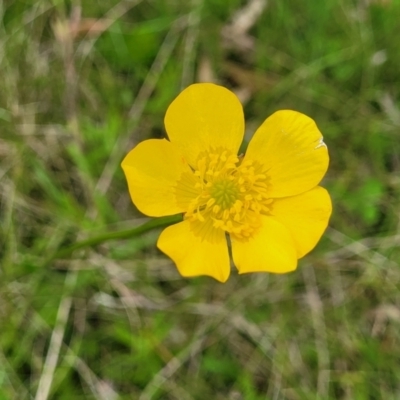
[121,139,192,217]
[231,216,297,274]
[245,110,329,198]
[165,83,244,166]
[271,187,332,258]
[157,220,230,282]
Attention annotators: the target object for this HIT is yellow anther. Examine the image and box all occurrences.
[213,205,221,214]
[207,198,216,208]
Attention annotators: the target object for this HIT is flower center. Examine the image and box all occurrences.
[210,179,239,210]
[176,148,273,241]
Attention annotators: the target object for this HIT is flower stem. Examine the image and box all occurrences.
[51,215,182,261]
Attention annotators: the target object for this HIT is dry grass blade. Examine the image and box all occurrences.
[303,266,330,398]
[34,272,76,400]
[221,0,268,52]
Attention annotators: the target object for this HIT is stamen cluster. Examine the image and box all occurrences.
[180,148,272,240]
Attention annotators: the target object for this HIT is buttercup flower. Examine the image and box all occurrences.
[122,83,332,282]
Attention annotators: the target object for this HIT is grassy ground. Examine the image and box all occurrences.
[1,0,400,399]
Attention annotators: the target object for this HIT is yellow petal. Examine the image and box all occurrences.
[231,216,297,274]
[271,187,332,258]
[245,110,329,198]
[164,83,244,166]
[157,220,230,282]
[121,139,192,217]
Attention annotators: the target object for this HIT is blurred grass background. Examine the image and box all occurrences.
[1,0,400,399]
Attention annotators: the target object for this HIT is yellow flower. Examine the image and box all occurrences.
[121,83,332,282]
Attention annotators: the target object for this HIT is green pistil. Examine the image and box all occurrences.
[210,180,239,209]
